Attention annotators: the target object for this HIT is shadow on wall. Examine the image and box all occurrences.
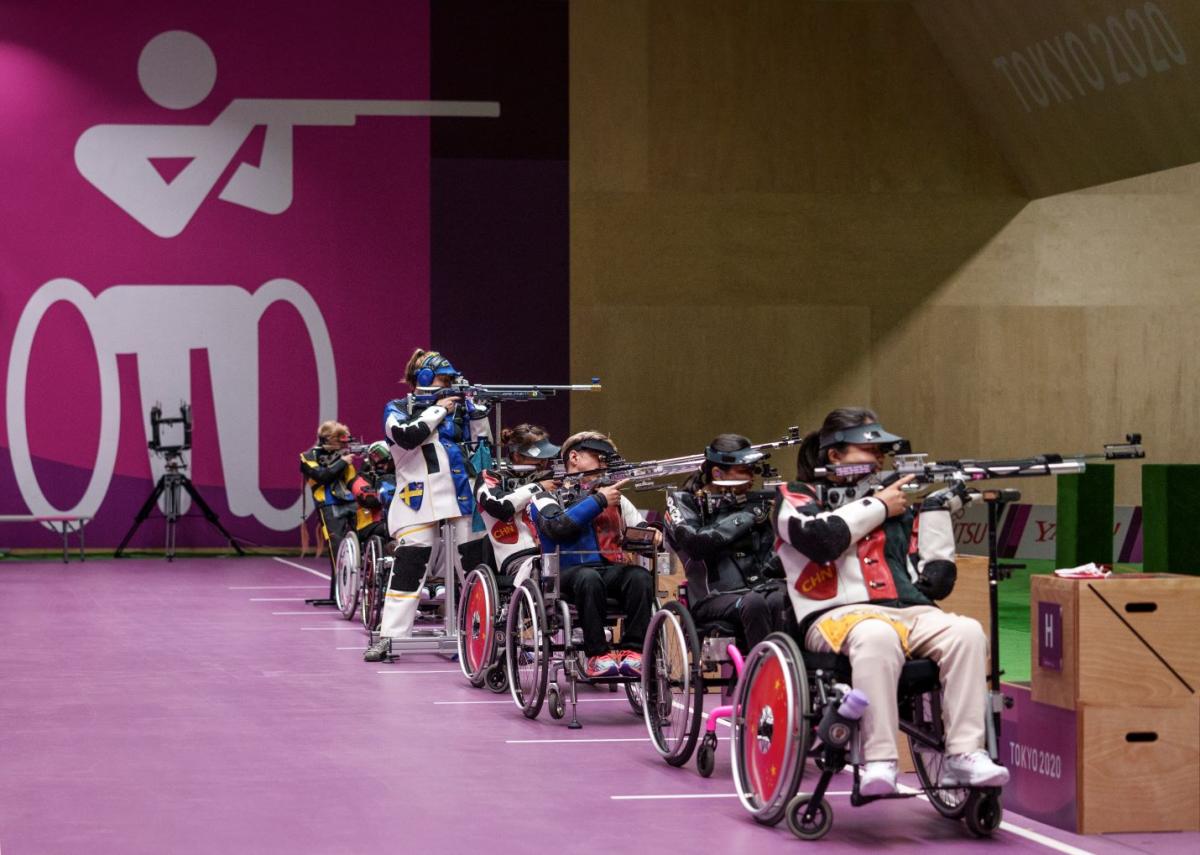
[569,0,1029,473]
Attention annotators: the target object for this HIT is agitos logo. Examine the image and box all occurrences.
[794,560,838,600]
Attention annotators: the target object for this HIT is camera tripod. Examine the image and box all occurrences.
[114,451,245,561]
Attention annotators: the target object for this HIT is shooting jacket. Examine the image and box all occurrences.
[664,489,782,604]
[530,487,645,568]
[773,481,958,632]
[383,397,492,533]
[299,447,357,507]
[474,470,544,572]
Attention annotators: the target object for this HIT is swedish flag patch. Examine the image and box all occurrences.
[397,481,425,511]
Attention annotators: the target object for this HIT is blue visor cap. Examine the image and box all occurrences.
[573,437,616,460]
[427,355,458,377]
[819,423,908,453]
[704,446,767,467]
[514,438,560,460]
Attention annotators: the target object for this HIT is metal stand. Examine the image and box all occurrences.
[983,489,1022,753]
[114,453,245,561]
[373,520,461,657]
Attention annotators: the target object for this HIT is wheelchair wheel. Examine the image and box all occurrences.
[360,538,386,631]
[505,579,549,719]
[732,632,810,827]
[964,791,1002,838]
[696,732,717,778]
[547,683,566,719]
[785,794,833,841]
[485,665,509,694]
[625,680,644,716]
[907,690,969,819]
[641,601,703,767]
[457,565,498,688]
[334,535,360,619]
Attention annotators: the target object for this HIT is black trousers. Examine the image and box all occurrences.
[690,586,789,651]
[560,562,655,657]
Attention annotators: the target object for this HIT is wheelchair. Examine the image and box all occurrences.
[503,544,666,729]
[334,522,391,621]
[729,627,1004,841]
[641,579,755,777]
[455,548,540,694]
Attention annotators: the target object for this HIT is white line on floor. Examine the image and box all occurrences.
[377,669,461,674]
[272,611,341,615]
[433,697,631,706]
[272,556,331,580]
[228,585,327,590]
[609,791,852,801]
[998,823,1095,855]
[249,597,308,601]
[506,737,650,744]
[300,627,364,631]
[337,646,364,650]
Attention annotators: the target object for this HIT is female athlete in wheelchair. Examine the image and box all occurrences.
[731,407,1007,840]
[456,424,559,693]
[643,434,789,774]
[504,431,661,727]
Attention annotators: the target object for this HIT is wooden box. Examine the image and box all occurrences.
[1078,698,1200,833]
[1003,684,1200,834]
[1031,574,1200,710]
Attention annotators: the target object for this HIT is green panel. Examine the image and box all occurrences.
[1054,463,1114,568]
[1142,464,1200,575]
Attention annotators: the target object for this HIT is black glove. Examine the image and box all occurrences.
[762,554,786,580]
[920,479,971,513]
[916,559,956,600]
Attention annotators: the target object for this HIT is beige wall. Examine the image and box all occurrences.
[570,0,1198,506]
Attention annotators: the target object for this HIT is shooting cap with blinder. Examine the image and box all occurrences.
[704,445,767,468]
[513,438,560,460]
[818,422,908,453]
[415,353,459,388]
[571,437,617,461]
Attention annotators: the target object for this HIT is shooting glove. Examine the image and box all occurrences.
[919,479,971,514]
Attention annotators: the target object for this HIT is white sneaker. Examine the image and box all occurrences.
[941,751,1010,787]
[859,760,898,796]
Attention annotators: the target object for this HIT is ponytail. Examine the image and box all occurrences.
[795,430,823,483]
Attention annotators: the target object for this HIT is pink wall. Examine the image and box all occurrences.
[0,1,443,548]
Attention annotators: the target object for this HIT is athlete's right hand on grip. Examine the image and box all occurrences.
[876,475,915,517]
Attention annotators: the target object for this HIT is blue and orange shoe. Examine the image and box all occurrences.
[617,649,642,678]
[585,653,620,679]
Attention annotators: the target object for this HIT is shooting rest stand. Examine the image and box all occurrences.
[114,453,245,561]
[982,488,1023,755]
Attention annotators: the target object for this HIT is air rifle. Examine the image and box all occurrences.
[554,426,804,494]
[410,378,602,407]
[813,434,1144,508]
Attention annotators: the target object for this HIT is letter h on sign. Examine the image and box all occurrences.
[1038,602,1063,671]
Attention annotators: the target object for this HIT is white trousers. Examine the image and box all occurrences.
[805,604,988,762]
[379,515,481,640]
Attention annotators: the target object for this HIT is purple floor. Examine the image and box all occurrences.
[1,557,1196,855]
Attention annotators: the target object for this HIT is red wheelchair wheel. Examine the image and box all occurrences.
[457,565,499,687]
[731,632,810,826]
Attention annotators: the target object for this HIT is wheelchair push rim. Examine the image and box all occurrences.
[731,632,810,826]
[360,537,386,632]
[907,689,970,819]
[505,578,549,718]
[457,565,499,687]
[334,535,361,619]
[642,601,703,767]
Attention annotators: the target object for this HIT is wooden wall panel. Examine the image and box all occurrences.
[570,0,1198,512]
